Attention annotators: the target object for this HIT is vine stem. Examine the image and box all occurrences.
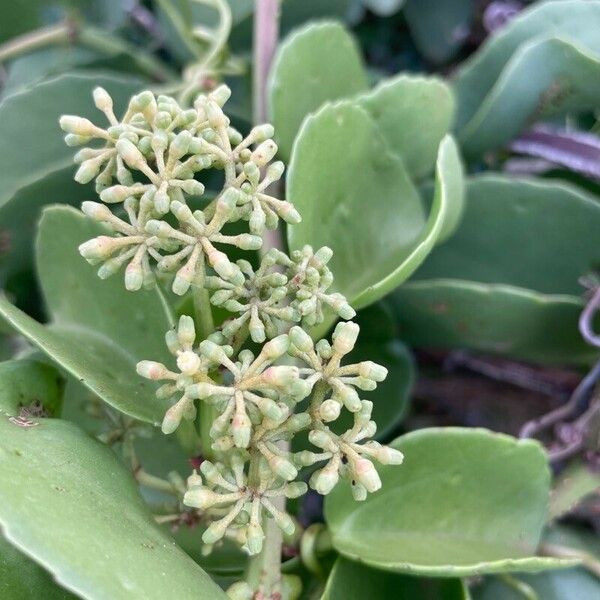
[246,1,285,596]
[0,20,176,82]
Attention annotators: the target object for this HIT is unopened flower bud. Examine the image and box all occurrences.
[312,466,339,495]
[289,326,313,353]
[81,201,111,220]
[161,398,189,434]
[251,123,275,142]
[136,360,169,380]
[251,140,278,166]
[209,84,232,107]
[284,482,308,498]
[125,261,144,291]
[93,87,113,113]
[245,521,264,556]
[332,321,359,355]
[261,334,290,359]
[359,361,388,382]
[373,445,404,465]
[319,399,341,422]
[79,236,118,261]
[202,520,228,545]
[352,457,381,493]
[177,315,196,346]
[177,350,201,376]
[59,115,101,137]
[116,138,146,170]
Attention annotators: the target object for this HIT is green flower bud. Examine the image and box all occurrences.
[332,321,359,356]
[245,522,264,556]
[124,261,144,291]
[59,115,100,137]
[312,466,339,495]
[289,326,313,353]
[284,481,308,498]
[226,581,253,600]
[136,360,169,380]
[352,457,381,493]
[319,399,341,422]
[251,123,275,142]
[177,315,196,346]
[116,138,146,170]
[261,334,290,359]
[359,361,388,382]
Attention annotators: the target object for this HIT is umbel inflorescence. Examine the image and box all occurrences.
[60,85,403,558]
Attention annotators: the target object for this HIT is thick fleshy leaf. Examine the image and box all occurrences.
[548,460,600,520]
[325,428,575,576]
[323,558,468,600]
[288,101,464,318]
[0,417,225,599]
[269,21,368,161]
[0,359,63,417]
[0,206,173,424]
[415,175,600,295]
[0,535,75,600]
[356,74,455,179]
[473,525,600,600]
[404,0,473,64]
[391,280,597,365]
[454,0,600,157]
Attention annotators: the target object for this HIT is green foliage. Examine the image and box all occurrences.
[0,417,225,599]
[323,557,469,600]
[454,0,600,157]
[0,206,173,424]
[325,428,574,575]
[0,359,63,417]
[269,21,368,161]
[0,2,599,598]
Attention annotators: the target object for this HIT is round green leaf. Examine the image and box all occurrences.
[453,0,600,157]
[0,359,63,418]
[356,74,455,180]
[269,21,368,161]
[0,534,75,600]
[323,557,469,600]
[391,279,597,365]
[0,417,225,599]
[415,175,600,296]
[287,101,464,322]
[325,427,576,576]
[0,206,174,425]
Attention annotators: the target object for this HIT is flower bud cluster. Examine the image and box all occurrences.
[63,87,403,559]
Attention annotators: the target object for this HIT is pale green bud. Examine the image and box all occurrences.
[59,115,100,137]
[261,334,289,359]
[202,520,228,545]
[154,111,171,129]
[312,467,339,495]
[289,326,313,353]
[236,234,263,251]
[335,384,361,413]
[245,522,264,556]
[314,246,333,266]
[332,321,359,355]
[351,482,367,502]
[170,130,192,160]
[116,138,146,170]
[81,201,111,220]
[75,159,101,184]
[93,87,113,112]
[232,411,252,448]
[284,481,308,498]
[161,398,188,434]
[352,457,381,493]
[268,456,298,481]
[250,123,274,142]
[100,185,136,204]
[124,261,144,291]
[209,84,232,107]
[64,133,91,146]
[266,160,285,181]
[308,430,335,452]
[359,361,388,382]
[79,236,118,261]
[178,315,196,346]
[136,360,169,380]
[319,399,341,422]
[295,451,318,467]
[273,510,295,535]
[183,487,222,509]
[373,445,404,465]
[261,366,298,388]
[178,179,205,196]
